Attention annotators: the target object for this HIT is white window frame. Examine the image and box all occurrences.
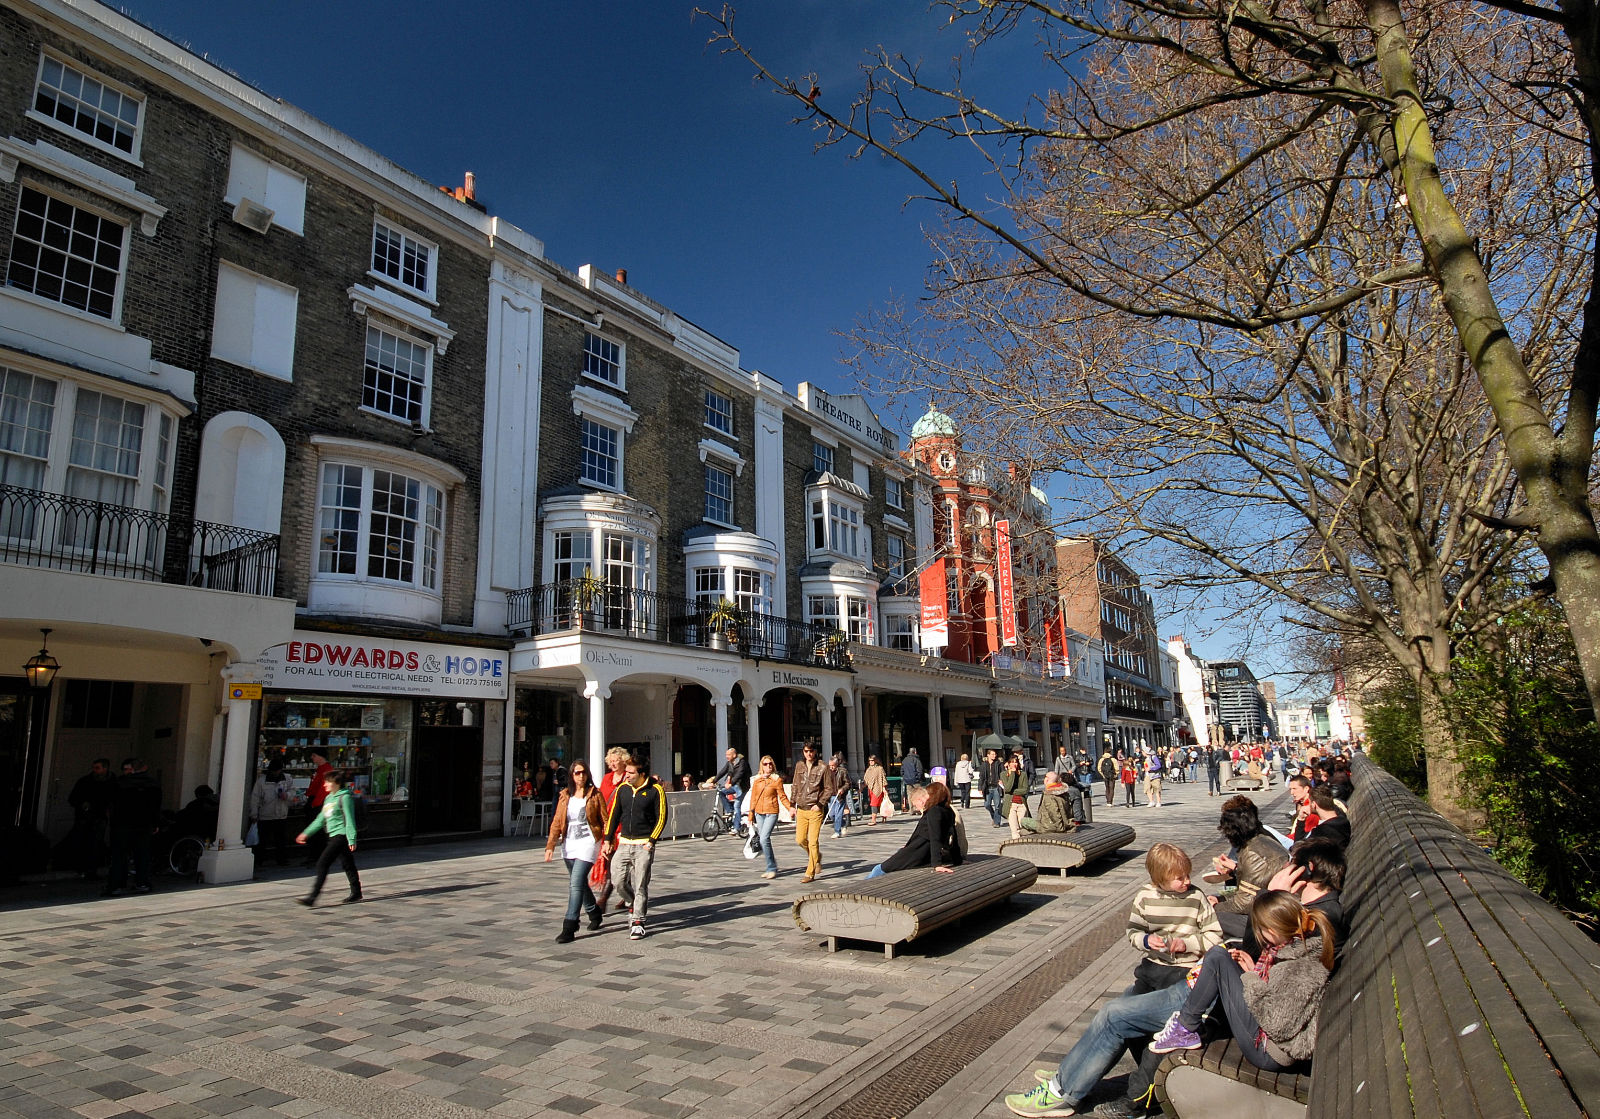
[886,533,906,582]
[703,458,734,525]
[579,417,621,490]
[582,331,624,389]
[7,184,128,323]
[704,388,733,436]
[570,385,638,493]
[29,51,144,163]
[211,261,298,380]
[886,612,918,652]
[360,322,434,428]
[369,218,437,302]
[885,476,903,510]
[0,361,181,550]
[813,442,834,475]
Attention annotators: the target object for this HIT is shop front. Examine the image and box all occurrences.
[257,632,509,843]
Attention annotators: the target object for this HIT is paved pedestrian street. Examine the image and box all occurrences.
[1,782,1289,1119]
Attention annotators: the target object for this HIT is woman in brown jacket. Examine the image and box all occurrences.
[544,762,607,942]
[743,755,793,879]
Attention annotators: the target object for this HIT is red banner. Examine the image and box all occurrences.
[995,519,1017,647]
[919,558,949,648]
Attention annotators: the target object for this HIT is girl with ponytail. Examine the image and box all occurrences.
[1149,890,1337,1069]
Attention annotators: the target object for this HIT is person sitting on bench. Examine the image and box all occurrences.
[1021,771,1080,834]
[865,783,963,878]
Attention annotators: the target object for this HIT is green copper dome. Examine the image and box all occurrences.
[911,406,957,439]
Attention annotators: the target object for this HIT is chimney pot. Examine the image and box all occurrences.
[615,268,628,285]
[464,171,476,200]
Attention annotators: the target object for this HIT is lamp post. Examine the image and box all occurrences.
[15,628,61,829]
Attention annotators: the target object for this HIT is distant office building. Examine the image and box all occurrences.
[1210,661,1270,742]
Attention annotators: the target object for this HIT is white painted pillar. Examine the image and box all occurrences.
[585,682,609,775]
[198,663,258,884]
[713,695,732,756]
[820,695,835,759]
[746,693,761,760]
[845,694,861,773]
[501,695,516,836]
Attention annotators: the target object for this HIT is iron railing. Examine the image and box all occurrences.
[506,578,851,670]
[0,483,280,595]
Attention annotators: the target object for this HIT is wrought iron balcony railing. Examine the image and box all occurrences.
[0,483,280,596]
[506,579,852,670]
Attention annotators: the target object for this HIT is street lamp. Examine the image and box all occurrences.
[23,628,59,689]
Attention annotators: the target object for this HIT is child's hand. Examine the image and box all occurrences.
[1147,934,1168,952]
[1168,936,1187,954]
[1229,948,1255,969]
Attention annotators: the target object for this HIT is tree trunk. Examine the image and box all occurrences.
[1418,670,1479,832]
[1367,0,1600,725]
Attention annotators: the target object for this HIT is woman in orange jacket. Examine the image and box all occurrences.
[544,762,608,942]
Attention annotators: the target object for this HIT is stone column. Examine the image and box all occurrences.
[746,692,761,759]
[198,663,259,884]
[846,692,862,773]
[713,694,732,757]
[584,681,609,775]
[926,693,942,766]
[820,695,835,759]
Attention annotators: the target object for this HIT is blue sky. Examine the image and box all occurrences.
[115,0,1283,678]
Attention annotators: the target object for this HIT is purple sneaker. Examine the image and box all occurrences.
[1149,1012,1202,1054]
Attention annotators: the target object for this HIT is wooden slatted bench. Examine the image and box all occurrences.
[998,822,1135,877]
[1152,755,1600,1119]
[791,855,1037,959]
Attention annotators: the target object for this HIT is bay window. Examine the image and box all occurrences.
[316,462,443,592]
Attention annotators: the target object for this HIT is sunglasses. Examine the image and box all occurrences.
[572,768,587,776]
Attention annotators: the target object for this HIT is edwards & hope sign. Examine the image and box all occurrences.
[258,632,510,699]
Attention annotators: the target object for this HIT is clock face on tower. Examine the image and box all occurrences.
[936,451,956,472]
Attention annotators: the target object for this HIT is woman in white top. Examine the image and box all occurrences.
[544,763,607,943]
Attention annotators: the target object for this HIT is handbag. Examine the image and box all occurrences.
[588,851,609,888]
[743,830,761,859]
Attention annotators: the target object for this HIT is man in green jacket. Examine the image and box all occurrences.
[295,770,362,906]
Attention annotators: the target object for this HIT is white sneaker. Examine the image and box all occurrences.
[629,922,646,940]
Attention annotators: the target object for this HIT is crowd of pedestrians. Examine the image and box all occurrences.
[1003,747,1358,1118]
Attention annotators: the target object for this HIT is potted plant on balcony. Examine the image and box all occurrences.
[818,628,851,665]
[705,598,743,651]
[571,569,605,628]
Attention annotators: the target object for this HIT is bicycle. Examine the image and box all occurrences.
[701,801,749,842]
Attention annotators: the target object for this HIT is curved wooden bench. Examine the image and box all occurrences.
[998,822,1135,877]
[791,855,1037,958]
[1153,1041,1309,1119]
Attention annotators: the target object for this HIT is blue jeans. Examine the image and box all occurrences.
[826,795,849,836]
[984,785,1005,825]
[754,812,779,873]
[1189,763,1199,782]
[564,857,599,923]
[1208,768,1223,794]
[866,863,886,878]
[719,786,741,820]
[1051,982,1189,1104]
[1179,945,1291,1070]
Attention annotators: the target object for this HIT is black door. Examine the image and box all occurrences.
[411,725,481,834]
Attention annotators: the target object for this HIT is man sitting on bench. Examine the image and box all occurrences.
[1021,771,1082,834]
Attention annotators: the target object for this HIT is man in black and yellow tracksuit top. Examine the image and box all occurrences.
[602,756,667,939]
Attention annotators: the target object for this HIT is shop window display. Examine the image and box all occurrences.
[259,696,412,812]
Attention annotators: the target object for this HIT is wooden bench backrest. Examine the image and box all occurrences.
[1309,757,1600,1119]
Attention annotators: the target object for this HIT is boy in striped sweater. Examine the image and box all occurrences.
[1126,842,1225,994]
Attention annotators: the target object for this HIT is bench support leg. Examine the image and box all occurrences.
[827,936,837,954]
[884,942,897,960]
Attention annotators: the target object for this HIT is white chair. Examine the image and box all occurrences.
[512,798,551,838]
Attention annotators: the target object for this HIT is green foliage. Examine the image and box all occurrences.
[1448,601,1600,934]
[1363,678,1427,795]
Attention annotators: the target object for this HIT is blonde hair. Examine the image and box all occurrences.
[1250,889,1337,971]
[605,746,631,768]
[1145,842,1192,886]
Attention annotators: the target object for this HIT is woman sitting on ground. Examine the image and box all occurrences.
[866,783,962,878]
[1150,890,1337,1071]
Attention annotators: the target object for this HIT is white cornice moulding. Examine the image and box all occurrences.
[347,283,455,354]
[309,433,467,486]
[570,384,639,432]
[697,439,745,476]
[0,135,166,235]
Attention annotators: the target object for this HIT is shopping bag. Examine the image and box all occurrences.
[588,852,609,888]
[244,821,259,847]
[743,831,761,860]
[880,795,897,819]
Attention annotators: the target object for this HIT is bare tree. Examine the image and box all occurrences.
[705,1,1596,819]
